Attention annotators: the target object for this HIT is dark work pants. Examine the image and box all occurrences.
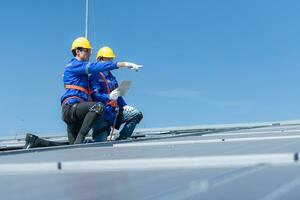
[62,102,105,144]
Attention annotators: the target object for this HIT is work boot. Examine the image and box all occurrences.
[24,133,39,149]
[24,133,69,149]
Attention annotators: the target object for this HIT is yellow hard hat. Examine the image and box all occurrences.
[71,37,92,51]
[96,46,116,59]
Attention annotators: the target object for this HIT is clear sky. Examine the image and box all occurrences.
[1,0,300,136]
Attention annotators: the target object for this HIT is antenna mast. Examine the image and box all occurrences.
[85,0,89,38]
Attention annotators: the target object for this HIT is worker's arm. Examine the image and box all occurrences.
[92,90,110,103]
[117,62,143,71]
[89,73,111,103]
[85,61,143,74]
[86,61,118,74]
[92,89,122,103]
[90,84,121,103]
[117,96,127,107]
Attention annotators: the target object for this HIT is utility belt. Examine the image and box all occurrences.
[61,96,84,107]
[98,72,118,108]
[61,84,91,107]
[107,100,118,108]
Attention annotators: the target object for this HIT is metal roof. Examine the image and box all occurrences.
[1,120,300,199]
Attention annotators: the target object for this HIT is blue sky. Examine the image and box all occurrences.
[1,0,300,136]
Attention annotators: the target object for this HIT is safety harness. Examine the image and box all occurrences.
[98,72,119,140]
[98,72,118,108]
[61,84,91,106]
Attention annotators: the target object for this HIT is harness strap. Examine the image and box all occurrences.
[61,96,84,107]
[99,73,111,93]
[107,101,118,107]
[65,84,91,95]
[99,72,120,140]
[99,72,118,108]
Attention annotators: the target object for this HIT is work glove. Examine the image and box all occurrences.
[109,89,120,101]
[107,135,115,141]
[124,62,143,72]
[123,105,134,112]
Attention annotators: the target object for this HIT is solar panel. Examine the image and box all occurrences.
[0,120,300,199]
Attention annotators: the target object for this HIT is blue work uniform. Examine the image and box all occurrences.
[89,70,127,122]
[89,67,143,142]
[61,58,118,106]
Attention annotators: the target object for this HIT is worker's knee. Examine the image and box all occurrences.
[89,102,105,114]
[134,111,143,124]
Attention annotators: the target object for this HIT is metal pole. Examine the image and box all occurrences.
[85,0,89,38]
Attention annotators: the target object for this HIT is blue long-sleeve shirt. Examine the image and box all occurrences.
[61,58,118,105]
[89,70,127,121]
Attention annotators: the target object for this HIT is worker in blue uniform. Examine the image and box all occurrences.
[90,47,143,142]
[24,37,143,148]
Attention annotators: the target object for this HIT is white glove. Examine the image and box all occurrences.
[109,89,120,101]
[123,105,134,112]
[107,135,115,141]
[124,62,143,71]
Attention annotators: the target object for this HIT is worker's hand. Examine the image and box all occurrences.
[128,64,143,72]
[124,62,143,72]
[123,105,134,112]
[107,135,115,141]
[109,89,120,101]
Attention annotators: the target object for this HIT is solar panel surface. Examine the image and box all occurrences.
[1,121,300,200]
